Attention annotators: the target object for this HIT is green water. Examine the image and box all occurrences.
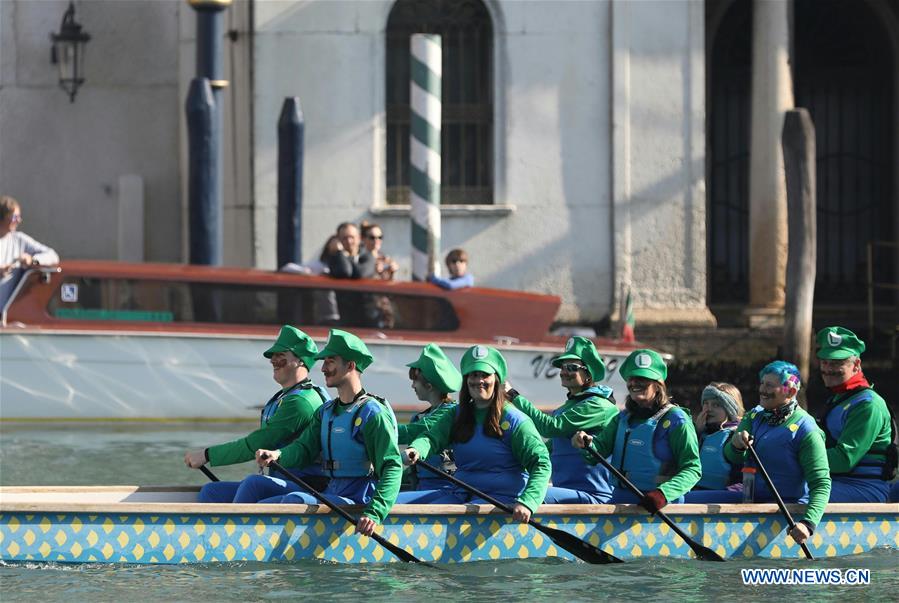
[1,424,897,602]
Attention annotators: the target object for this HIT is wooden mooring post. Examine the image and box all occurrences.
[782,109,816,385]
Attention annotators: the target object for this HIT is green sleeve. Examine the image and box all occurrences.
[584,413,620,463]
[207,390,319,467]
[825,397,892,473]
[724,414,753,464]
[512,394,618,438]
[360,410,404,523]
[277,410,323,469]
[509,416,552,512]
[657,419,703,501]
[408,407,455,461]
[397,404,456,445]
[798,428,832,527]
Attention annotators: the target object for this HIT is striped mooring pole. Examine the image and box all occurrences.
[409,34,442,281]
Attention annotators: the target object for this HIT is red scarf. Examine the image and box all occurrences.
[829,371,870,395]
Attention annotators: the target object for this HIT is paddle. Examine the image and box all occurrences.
[581,445,726,562]
[416,459,623,564]
[200,465,220,482]
[745,441,815,560]
[269,460,421,563]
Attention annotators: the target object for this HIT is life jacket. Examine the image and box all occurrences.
[612,404,688,492]
[745,407,818,502]
[450,403,530,499]
[262,380,329,479]
[550,386,613,498]
[696,427,736,490]
[320,391,396,479]
[819,387,896,480]
[409,402,457,490]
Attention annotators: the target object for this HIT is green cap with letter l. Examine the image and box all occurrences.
[263,325,319,370]
[460,344,507,383]
[619,348,667,382]
[314,329,374,372]
[815,326,865,360]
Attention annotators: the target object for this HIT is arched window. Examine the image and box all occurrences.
[385,0,493,205]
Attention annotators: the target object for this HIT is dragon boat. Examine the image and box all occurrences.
[0,261,638,420]
[1,486,896,564]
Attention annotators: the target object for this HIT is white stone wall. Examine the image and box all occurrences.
[0,0,182,262]
[252,0,709,322]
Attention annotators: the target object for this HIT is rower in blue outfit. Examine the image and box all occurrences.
[398,345,551,522]
[507,336,618,503]
[248,330,403,535]
[683,382,745,501]
[814,327,896,503]
[398,343,462,491]
[686,361,831,546]
[183,325,329,502]
[572,349,701,511]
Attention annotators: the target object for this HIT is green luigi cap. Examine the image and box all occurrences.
[551,336,606,382]
[816,326,866,360]
[460,345,508,383]
[263,325,319,369]
[314,329,374,373]
[407,343,463,394]
[619,348,667,382]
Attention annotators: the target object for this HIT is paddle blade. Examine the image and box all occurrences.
[371,533,420,563]
[686,540,726,562]
[534,523,623,564]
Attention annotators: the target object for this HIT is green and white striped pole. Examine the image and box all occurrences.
[410,33,442,281]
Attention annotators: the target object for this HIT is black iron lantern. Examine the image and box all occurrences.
[50,1,91,102]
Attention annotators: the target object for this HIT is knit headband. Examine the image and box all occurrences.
[701,386,741,421]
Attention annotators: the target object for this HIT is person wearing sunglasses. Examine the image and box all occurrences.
[505,336,618,503]
[429,248,474,290]
[360,221,398,281]
[0,195,59,310]
[572,349,701,511]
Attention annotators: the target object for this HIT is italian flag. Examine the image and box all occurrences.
[621,289,635,343]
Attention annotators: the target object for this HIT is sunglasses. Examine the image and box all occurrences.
[366,234,383,240]
[560,363,587,373]
[10,214,22,224]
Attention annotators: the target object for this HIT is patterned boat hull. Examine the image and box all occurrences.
[2,487,897,564]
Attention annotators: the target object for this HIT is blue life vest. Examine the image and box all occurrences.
[696,428,736,489]
[410,402,457,490]
[262,380,329,479]
[320,392,397,479]
[745,408,818,502]
[550,386,613,498]
[821,388,887,479]
[612,405,688,492]
[451,404,529,499]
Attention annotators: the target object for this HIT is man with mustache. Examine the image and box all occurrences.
[815,327,896,503]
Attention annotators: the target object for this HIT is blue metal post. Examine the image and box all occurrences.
[186,78,222,265]
[186,0,230,265]
[277,98,305,268]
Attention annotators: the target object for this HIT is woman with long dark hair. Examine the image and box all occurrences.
[572,349,701,511]
[399,345,550,522]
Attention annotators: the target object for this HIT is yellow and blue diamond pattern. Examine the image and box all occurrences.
[0,511,896,564]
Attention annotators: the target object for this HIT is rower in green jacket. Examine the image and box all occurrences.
[689,361,831,547]
[815,327,896,503]
[399,343,462,491]
[399,345,551,522]
[508,336,619,503]
[255,329,403,536]
[572,349,702,511]
[184,325,329,503]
